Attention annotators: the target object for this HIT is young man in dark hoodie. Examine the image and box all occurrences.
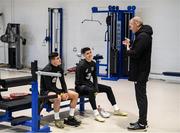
[40,52,81,128]
[123,16,153,131]
[75,47,128,122]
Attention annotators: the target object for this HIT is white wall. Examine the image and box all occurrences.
[0,0,11,64]
[145,0,180,73]
[0,0,179,74]
[0,15,5,63]
[178,0,180,72]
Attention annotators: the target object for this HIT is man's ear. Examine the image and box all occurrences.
[136,21,141,28]
[50,59,53,64]
[135,21,138,26]
[82,54,85,59]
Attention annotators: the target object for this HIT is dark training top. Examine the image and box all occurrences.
[75,59,98,92]
[40,63,67,95]
[127,25,153,82]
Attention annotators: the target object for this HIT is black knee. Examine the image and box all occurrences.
[105,86,113,93]
[88,90,96,98]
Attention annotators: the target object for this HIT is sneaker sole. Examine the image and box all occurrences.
[56,125,65,129]
[100,114,111,118]
[64,120,81,127]
[129,124,149,128]
[64,123,81,127]
[95,119,105,122]
[127,128,147,132]
[101,116,110,118]
[114,114,128,117]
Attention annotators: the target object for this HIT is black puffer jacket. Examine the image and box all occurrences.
[127,25,153,82]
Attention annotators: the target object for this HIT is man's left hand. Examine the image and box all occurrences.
[61,93,69,100]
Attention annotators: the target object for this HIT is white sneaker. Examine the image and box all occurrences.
[97,105,111,118]
[99,108,111,118]
[113,109,128,116]
[95,114,105,122]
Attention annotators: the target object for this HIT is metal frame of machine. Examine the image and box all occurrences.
[45,8,63,60]
[0,61,87,132]
[0,23,26,69]
[92,5,136,81]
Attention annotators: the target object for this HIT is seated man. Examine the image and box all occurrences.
[75,47,128,122]
[40,52,81,128]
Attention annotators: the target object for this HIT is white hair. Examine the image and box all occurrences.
[131,16,143,26]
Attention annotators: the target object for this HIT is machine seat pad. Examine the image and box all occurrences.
[0,95,31,111]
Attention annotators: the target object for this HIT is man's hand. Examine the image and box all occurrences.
[122,38,130,50]
[61,93,69,100]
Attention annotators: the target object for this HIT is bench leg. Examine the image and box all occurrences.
[79,97,85,112]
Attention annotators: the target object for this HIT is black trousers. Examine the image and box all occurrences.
[75,84,116,110]
[135,81,148,125]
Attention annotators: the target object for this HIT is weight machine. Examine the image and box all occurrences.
[0,23,26,69]
[45,8,63,60]
[92,5,136,80]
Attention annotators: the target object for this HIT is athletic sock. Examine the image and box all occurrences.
[113,104,119,111]
[93,109,99,116]
[69,108,75,117]
[54,111,60,120]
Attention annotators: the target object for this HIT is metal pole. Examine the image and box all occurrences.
[49,8,53,54]
[31,81,39,132]
[36,71,62,77]
[107,13,111,78]
[79,97,85,112]
[127,13,131,72]
[59,8,63,60]
[54,9,58,52]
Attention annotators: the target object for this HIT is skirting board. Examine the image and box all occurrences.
[149,73,180,84]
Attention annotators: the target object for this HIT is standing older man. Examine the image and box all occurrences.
[123,16,153,131]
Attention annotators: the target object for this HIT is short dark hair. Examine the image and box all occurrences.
[48,52,59,61]
[81,47,91,54]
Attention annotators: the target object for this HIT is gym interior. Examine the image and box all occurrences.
[0,0,180,132]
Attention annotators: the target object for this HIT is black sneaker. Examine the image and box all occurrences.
[64,116,81,127]
[130,121,148,128]
[73,116,81,124]
[128,122,147,132]
[130,121,139,126]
